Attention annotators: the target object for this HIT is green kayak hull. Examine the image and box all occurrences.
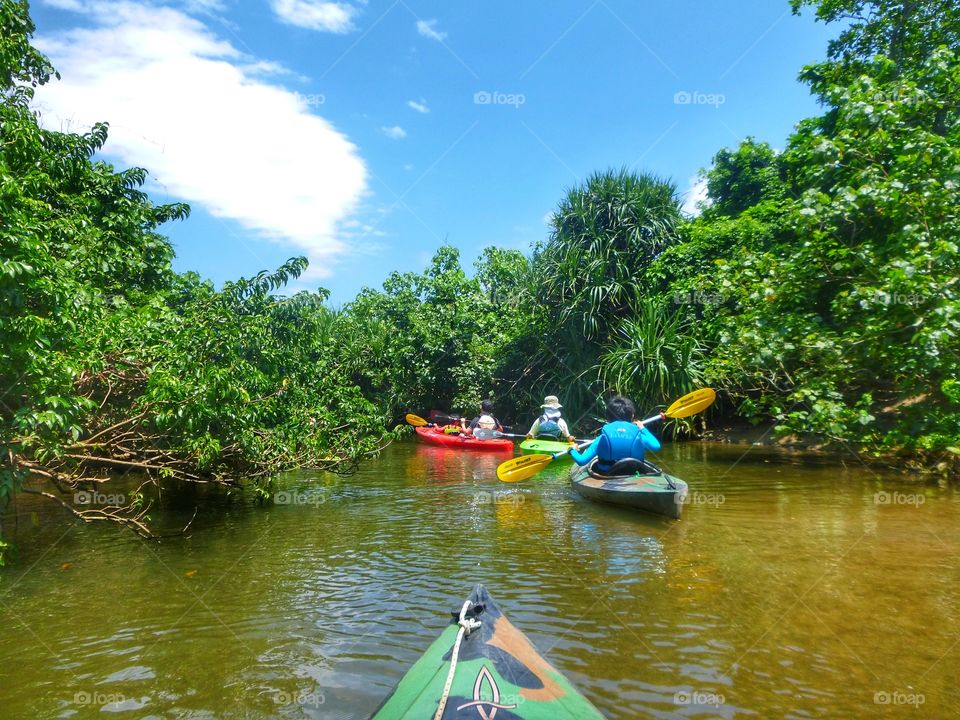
[519,438,574,455]
[370,585,604,719]
[570,460,688,520]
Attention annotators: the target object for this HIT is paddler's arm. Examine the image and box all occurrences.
[569,437,599,465]
[526,418,540,438]
[638,424,661,453]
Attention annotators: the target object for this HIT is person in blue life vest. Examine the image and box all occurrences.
[569,395,660,474]
[526,395,575,441]
[461,399,504,435]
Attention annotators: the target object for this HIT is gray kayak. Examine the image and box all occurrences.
[570,459,688,519]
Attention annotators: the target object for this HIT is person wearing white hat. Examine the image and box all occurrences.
[526,395,574,441]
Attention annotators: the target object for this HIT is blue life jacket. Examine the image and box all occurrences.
[595,421,657,473]
[537,416,562,438]
[536,409,564,438]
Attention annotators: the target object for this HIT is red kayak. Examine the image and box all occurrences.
[414,426,514,452]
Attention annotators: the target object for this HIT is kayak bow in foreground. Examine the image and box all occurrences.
[370,585,605,719]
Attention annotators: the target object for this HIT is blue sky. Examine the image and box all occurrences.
[31,0,836,305]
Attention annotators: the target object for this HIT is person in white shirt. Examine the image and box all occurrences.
[526,395,574,441]
[461,399,503,435]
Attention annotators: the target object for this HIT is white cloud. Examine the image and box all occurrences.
[381,125,407,139]
[416,19,446,41]
[34,1,367,279]
[271,0,357,33]
[681,176,710,217]
[239,59,305,80]
[181,0,227,14]
[407,98,429,114]
[42,0,87,9]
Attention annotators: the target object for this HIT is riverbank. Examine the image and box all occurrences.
[702,418,959,479]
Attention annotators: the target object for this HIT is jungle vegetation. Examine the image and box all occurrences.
[1,0,957,558]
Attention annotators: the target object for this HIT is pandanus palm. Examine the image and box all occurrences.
[598,298,706,412]
[523,170,683,426]
[535,168,682,342]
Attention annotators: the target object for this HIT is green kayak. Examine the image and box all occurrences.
[570,459,688,519]
[370,585,605,719]
[519,438,574,455]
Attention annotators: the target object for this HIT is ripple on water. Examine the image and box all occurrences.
[2,441,959,719]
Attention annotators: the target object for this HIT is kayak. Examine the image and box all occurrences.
[415,425,514,452]
[519,438,574,455]
[369,584,605,719]
[570,459,688,519]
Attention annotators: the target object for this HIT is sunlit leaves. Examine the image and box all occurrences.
[536,168,682,341]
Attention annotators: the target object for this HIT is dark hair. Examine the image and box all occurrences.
[606,395,635,422]
[481,399,494,413]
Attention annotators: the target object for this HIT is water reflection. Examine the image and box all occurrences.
[0,440,957,719]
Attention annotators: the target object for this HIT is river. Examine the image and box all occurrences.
[1,440,957,718]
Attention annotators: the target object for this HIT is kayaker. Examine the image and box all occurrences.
[526,395,575,441]
[569,395,660,474]
[461,399,503,435]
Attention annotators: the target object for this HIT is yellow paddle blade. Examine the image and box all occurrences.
[665,388,716,418]
[405,413,428,427]
[496,454,554,483]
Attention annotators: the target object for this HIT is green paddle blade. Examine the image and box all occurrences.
[497,453,554,482]
[405,413,428,427]
[664,388,716,418]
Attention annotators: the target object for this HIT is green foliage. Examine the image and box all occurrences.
[0,1,390,557]
[791,0,960,121]
[704,139,787,218]
[599,299,706,413]
[696,33,960,462]
[791,0,960,74]
[0,0,57,93]
[475,247,532,307]
[336,245,528,418]
[535,168,682,341]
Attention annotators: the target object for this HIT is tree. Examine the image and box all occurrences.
[791,0,960,94]
[535,168,682,341]
[706,46,960,462]
[474,247,531,307]
[704,139,786,218]
[0,0,390,556]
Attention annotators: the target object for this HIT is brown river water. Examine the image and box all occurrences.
[1,439,958,718]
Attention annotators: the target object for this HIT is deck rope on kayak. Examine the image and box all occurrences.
[433,599,482,720]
